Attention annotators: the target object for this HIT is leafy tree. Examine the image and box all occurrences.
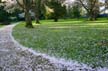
[0,1,10,25]
[48,0,66,22]
[32,0,46,24]
[72,5,81,18]
[32,0,41,24]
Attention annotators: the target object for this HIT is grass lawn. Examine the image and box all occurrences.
[13,19,108,68]
[0,26,2,28]
[0,24,4,28]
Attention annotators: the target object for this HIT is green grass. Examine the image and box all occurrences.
[13,19,108,68]
[0,25,4,28]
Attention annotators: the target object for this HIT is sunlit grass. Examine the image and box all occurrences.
[13,19,108,68]
[0,24,4,28]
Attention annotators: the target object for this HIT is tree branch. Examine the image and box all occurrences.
[79,0,89,12]
[16,0,25,9]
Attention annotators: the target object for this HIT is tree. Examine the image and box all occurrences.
[105,0,108,15]
[32,0,50,24]
[67,1,81,18]
[0,0,11,25]
[32,0,41,24]
[78,0,99,21]
[32,0,46,24]
[16,0,33,28]
[48,0,66,22]
[105,0,108,8]
[72,5,81,18]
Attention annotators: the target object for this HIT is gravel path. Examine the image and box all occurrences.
[0,24,61,71]
[0,24,107,71]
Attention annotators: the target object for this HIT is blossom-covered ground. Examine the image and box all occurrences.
[0,23,107,71]
[0,25,61,71]
[13,19,108,68]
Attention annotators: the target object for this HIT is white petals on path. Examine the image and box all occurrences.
[0,24,107,71]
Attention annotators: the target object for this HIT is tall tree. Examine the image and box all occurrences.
[68,1,81,18]
[16,0,33,28]
[32,0,48,24]
[32,0,44,24]
[0,0,11,25]
[48,0,66,22]
[78,0,99,20]
[32,0,41,24]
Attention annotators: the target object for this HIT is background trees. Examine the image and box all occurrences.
[104,0,108,17]
[0,6,10,24]
[16,0,33,28]
[0,0,11,25]
[32,0,47,24]
[71,5,81,18]
[66,0,81,18]
[16,0,47,25]
[47,0,66,22]
[1,0,108,26]
[78,0,99,20]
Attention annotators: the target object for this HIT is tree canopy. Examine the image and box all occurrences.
[0,0,108,27]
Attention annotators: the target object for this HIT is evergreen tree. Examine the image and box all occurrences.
[0,5,10,25]
[48,0,66,22]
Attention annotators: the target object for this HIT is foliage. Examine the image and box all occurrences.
[11,9,23,20]
[68,4,81,18]
[44,5,54,19]
[48,0,66,22]
[0,6,10,24]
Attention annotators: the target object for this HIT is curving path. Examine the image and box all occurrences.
[0,24,61,71]
[0,24,107,71]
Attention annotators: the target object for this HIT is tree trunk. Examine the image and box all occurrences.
[94,15,97,20]
[33,5,40,24]
[35,13,40,24]
[88,9,98,21]
[88,12,97,21]
[25,9,33,28]
[32,8,40,24]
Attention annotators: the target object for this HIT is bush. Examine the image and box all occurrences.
[0,6,10,25]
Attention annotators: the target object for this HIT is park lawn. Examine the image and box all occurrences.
[13,19,108,68]
[0,25,2,27]
[0,24,4,28]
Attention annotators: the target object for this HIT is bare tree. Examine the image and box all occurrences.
[78,0,99,20]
